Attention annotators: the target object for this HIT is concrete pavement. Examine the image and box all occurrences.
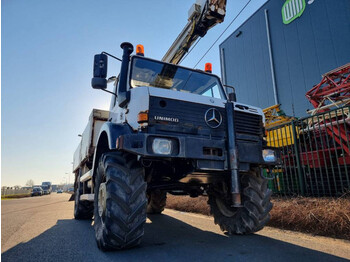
[2,193,350,262]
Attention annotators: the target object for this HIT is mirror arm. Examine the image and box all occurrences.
[107,76,118,83]
[101,51,122,62]
[224,84,235,91]
[224,84,237,102]
[101,89,117,97]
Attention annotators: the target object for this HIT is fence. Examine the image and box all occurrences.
[1,188,31,196]
[266,106,350,197]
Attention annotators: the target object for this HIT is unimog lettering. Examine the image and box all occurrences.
[154,116,179,122]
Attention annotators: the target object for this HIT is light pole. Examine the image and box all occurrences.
[62,177,67,191]
[65,172,70,186]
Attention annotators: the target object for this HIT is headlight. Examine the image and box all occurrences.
[152,138,172,155]
[262,149,277,163]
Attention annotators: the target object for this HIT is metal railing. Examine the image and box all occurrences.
[265,106,350,196]
[1,188,31,196]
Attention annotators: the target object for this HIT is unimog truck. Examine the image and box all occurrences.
[72,42,279,250]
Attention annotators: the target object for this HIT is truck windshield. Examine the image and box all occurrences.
[130,56,226,99]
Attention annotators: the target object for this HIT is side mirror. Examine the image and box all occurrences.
[91,54,108,89]
[228,92,237,102]
[224,85,237,102]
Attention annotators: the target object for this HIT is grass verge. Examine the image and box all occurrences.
[166,195,350,240]
[1,193,31,199]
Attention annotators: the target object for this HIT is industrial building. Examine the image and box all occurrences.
[220,0,350,117]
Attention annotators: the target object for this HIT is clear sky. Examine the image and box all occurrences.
[2,0,267,186]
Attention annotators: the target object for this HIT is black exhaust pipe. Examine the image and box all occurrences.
[118,42,134,108]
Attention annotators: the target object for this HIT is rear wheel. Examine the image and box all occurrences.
[147,190,167,214]
[94,152,147,251]
[74,172,93,220]
[208,169,272,234]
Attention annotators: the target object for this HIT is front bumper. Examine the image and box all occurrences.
[117,133,226,160]
[116,133,279,170]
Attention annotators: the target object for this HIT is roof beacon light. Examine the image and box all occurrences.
[136,44,144,56]
[205,63,212,73]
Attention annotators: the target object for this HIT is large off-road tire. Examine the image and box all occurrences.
[147,190,167,214]
[208,170,272,234]
[74,172,93,220]
[94,152,147,251]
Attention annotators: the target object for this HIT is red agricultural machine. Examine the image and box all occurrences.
[306,63,350,114]
[265,64,350,196]
[304,63,350,166]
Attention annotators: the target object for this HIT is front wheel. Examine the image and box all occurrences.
[208,169,273,234]
[94,152,147,251]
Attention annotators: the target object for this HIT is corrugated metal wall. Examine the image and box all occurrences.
[220,0,350,117]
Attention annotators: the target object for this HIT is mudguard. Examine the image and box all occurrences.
[100,122,132,148]
[91,122,132,180]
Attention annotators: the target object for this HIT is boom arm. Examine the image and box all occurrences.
[162,0,227,65]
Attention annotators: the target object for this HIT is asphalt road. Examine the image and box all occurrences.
[2,194,350,262]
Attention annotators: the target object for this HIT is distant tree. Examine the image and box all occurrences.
[1,186,6,196]
[14,185,21,189]
[26,179,34,187]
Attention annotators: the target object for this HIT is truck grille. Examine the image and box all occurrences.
[148,97,262,138]
[148,97,227,138]
[234,110,263,136]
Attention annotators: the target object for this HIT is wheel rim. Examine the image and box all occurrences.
[98,182,107,218]
[215,197,236,217]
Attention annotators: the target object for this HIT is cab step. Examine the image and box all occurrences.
[80,193,94,202]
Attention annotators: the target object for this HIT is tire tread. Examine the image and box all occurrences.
[147,190,167,214]
[208,170,272,234]
[94,151,146,251]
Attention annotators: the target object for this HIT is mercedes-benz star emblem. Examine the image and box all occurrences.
[205,108,222,128]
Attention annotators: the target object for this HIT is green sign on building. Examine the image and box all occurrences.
[282,0,306,24]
